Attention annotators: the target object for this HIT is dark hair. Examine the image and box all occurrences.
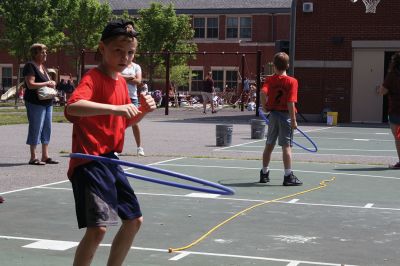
[389,52,400,73]
[273,52,289,71]
[101,19,138,42]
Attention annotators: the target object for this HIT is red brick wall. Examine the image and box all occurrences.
[294,0,400,122]
[274,14,290,41]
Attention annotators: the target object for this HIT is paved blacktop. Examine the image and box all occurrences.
[2,106,400,266]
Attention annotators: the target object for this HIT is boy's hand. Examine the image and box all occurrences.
[377,85,388,95]
[139,93,156,112]
[113,104,141,119]
[290,119,298,129]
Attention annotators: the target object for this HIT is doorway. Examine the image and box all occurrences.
[351,49,384,123]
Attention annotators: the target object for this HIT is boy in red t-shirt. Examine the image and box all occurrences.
[259,52,302,186]
[65,19,156,265]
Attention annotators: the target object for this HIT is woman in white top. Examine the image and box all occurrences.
[121,39,145,156]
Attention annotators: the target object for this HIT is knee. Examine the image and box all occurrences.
[86,227,107,244]
[123,216,143,231]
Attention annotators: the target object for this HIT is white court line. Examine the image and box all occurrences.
[169,252,190,261]
[364,203,374,208]
[0,180,69,195]
[287,261,300,266]
[241,146,397,152]
[288,199,299,203]
[0,157,187,196]
[122,157,186,171]
[213,139,263,151]
[156,163,400,180]
[185,192,220,198]
[23,240,78,250]
[0,235,358,266]
[218,149,398,159]
[289,136,393,142]
[39,187,400,212]
[213,127,333,152]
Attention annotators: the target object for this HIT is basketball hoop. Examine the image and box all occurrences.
[362,0,381,13]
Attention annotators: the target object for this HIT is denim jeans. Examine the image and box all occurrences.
[25,101,52,145]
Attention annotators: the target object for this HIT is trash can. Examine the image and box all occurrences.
[216,124,233,146]
[251,119,266,139]
[327,112,338,126]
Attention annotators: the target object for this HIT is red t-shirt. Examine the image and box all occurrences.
[65,68,131,178]
[261,74,298,111]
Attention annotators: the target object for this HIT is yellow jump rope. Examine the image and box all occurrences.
[168,176,336,253]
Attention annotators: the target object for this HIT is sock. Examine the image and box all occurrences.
[262,167,269,174]
[284,169,292,176]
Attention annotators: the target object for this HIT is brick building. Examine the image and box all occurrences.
[0,0,292,98]
[293,0,400,122]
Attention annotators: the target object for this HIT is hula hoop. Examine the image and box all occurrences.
[258,108,318,153]
[69,153,235,195]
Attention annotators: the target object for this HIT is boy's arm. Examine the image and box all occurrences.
[66,100,141,119]
[127,93,156,126]
[260,90,268,112]
[287,102,297,129]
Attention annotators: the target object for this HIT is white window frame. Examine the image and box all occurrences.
[226,16,252,40]
[0,64,13,90]
[193,16,219,39]
[210,67,239,91]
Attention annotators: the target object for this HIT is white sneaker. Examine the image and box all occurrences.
[137,147,145,156]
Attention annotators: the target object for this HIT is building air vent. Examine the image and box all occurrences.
[303,2,313,13]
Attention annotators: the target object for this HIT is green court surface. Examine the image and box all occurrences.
[1,124,399,266]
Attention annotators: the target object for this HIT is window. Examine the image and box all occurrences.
[194,18,205,38]
[190,70,203,92]
[1,67,12,90]
[19,67,24,83]
[194,17,218,39]
[207,18,218,39]
[226,17,252,39]
[240,17,252,39]
[226,70,238,90]
[212,71,224,92]
[226,17,238,38]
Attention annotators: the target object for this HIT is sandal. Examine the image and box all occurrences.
[29,159,46,166]
[42,158,59,164]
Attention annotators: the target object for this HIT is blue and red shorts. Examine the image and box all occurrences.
[70,152,142,229]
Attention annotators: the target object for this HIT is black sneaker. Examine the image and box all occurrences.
[389,162,400,169]
[259,170,270,183]
[283,172,302,186]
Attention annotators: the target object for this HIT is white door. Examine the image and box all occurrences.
[351,49,384,123]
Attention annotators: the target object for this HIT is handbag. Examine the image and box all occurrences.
[37,67,58,100]
[37,86,57,100]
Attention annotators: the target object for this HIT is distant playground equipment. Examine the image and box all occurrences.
[0,82,23,101]
[1,68,58,102]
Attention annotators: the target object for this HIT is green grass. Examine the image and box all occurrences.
[0,106,68,125]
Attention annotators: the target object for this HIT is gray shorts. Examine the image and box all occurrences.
[266,111,293,147]
[71,152,142,229]
[201,92,213,103]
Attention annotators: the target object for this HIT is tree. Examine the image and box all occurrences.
[62,0,111,81]
[134,3,197,87]
[0,0,65,104]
